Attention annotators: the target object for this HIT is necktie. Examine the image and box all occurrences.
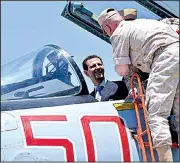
[96,86,104,96]
[95,86,104,101]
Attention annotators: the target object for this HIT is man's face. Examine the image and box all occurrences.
[84,58,105,85]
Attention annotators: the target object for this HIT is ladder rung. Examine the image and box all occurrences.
[140,130,147,136]
[144,142,150,147]
[137,94,145,97]
[137,103,143,108]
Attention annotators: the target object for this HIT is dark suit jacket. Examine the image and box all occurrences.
[90,80,128,101]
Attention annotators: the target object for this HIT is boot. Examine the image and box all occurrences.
[156,145,173,162]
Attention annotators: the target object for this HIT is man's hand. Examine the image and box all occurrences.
[115,64,129,76]
[125,88,142,106]
[128,88,138,96]
[125,88,138,100]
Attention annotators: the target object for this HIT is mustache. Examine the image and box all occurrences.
[94,69,104,73]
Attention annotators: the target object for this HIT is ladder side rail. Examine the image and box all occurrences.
[130,73,155,161]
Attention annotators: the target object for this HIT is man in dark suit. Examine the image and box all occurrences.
[82,55,128,101]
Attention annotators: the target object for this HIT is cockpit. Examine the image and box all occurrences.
[1,45,88,101]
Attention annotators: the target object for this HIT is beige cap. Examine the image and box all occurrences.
[98,8,137,27]
[98,8,120,27]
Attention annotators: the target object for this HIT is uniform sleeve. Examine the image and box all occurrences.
[112,33,131,66]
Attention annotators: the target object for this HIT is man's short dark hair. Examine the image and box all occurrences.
[82,55,103,70]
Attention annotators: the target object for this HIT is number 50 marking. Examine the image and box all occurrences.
[21,115,131,162]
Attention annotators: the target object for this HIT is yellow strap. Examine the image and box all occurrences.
[113,102,135,111]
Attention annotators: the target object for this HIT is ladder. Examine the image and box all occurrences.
[130,73,155,162]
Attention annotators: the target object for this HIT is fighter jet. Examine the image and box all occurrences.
[1,1,179,161]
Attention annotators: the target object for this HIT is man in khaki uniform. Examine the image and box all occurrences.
[98,8,179,162]
[119,9,179,95]
[114,9,149,95]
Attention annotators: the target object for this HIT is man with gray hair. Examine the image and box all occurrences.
[98,8,179,162]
